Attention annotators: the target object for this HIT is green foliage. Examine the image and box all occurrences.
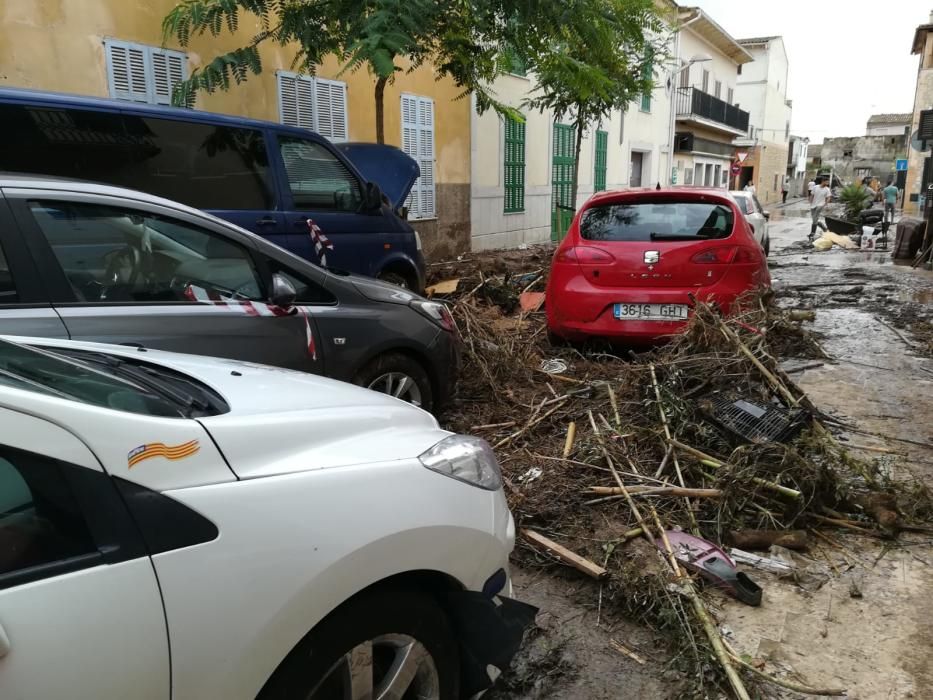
[163,0,667,123]
[838,182,873,222]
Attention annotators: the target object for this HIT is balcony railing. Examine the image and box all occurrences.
[675,87,749,133]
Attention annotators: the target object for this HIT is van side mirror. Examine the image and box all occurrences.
[270,273,297,309]
[763,211,771,220]
[363,181,385,211]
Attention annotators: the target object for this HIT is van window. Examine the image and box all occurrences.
[0,104,273,210]
[279,136,362,212]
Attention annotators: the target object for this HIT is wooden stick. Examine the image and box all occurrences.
[470,421,516,431]
[648,364,699,534]
[587,486,722,498]
[876,317,915,348]
[521,528,607,579]
[609,639,647,665]
[587,411,656,548]
[811,514,878,535]
[721,640,846,696]
[494,398,568,449]
[607,385,622,428]
[847,443,905,455]
[562,421,577,458]
[654,443,673,479]
[719,320,801,407]
[670,439,802,499]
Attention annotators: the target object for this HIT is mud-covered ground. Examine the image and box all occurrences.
[488,199,933,700]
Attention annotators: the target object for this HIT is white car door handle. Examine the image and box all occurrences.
[0,621,9,658]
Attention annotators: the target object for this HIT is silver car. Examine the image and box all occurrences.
[729,190,770,255]
[0,174,458,412]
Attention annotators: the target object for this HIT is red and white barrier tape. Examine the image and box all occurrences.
[307,219,333,266]
[184,285,317,360]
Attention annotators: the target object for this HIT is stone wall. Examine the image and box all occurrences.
[411,183,471,261]
[821,135,908,183]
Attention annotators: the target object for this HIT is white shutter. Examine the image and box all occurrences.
[151,49,186,105]
[401,94,421,217]
[105,40,150,103]
[277,72,314,130]
[418,97,435,218]
[311,78,348,142]
[314,79,333,138]
[401,95,436,220]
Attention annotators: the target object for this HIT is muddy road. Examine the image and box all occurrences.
[491,201,933,700]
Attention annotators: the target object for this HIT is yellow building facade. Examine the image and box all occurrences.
[0,0,471,258]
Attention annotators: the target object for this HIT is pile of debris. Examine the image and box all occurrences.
[429,247,933,698]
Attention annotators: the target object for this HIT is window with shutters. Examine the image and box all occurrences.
[727,87,734,105]
[401,94,436,220]
[594,130,608,192]
[503,115,525,213]
[640,49,654,112]
[277,72,348,142]
[104,39,186,106]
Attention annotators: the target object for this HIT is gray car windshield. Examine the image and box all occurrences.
[0,339,192,417]
[580,202,734,242]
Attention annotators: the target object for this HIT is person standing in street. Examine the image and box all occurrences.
[809,177,831,238]
[782,175,790,203]
[883,180,899,223]
[807,178,816,202]
[743,181,756,195]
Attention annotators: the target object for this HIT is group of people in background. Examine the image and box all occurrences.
[804,176,900,239]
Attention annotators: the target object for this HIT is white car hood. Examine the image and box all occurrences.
[20,337,449,480]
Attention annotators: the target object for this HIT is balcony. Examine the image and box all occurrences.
[674,132,735,158]
[675,87,749,136]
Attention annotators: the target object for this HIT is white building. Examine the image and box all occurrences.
[865,113,912,137]
[469,23,674,249]
[733,36,793,204]
[671,8,753,189]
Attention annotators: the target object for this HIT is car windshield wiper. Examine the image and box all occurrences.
[61,351,208,415]
[650,232,713,240]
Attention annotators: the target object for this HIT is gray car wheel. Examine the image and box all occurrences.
[258,590,459,700]
[353,353,434,412]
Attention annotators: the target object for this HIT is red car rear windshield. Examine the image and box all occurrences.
[580,201,734,242]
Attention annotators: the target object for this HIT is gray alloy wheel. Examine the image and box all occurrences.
[367,371,424,407]
[308,633,441,700]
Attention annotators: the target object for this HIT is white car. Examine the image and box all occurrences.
[729,190,771,255]
[0,336,532,699]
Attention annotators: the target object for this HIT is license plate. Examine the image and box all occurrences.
[613,303,689,321]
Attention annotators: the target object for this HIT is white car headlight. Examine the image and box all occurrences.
[419,435,502,490]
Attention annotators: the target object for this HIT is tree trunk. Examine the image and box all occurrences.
[374,76,388,144]
[570,115,585,212]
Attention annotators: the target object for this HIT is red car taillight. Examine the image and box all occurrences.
[556,246,616,264]
[691,247,759,264]
[438,305,457,333]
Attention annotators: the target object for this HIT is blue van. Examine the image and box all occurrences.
[0,87,426,291]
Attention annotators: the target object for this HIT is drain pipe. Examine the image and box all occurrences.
[666,9,702,186]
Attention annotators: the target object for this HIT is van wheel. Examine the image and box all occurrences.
[258,590,459,700]
[378,270,412,290]
[353,353,434,412]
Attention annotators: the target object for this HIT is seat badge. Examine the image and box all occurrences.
[644,251,660,264]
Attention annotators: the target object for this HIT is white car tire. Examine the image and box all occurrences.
[259,589,460,700]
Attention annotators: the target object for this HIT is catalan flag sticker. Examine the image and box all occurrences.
[127,440,200,469]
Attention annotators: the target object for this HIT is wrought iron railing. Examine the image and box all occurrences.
[675,87,749,133]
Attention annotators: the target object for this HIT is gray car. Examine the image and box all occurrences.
[0,174,458,412]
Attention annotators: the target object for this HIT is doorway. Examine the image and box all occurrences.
[551,123,576,241]
[630,151,644,187]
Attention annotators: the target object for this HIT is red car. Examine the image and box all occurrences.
[546,188,770,344]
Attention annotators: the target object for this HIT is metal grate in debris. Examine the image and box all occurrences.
[705,396,807,444]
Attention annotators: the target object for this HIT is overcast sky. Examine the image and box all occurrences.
[691,0,928,143]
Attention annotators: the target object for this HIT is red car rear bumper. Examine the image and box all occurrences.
[546,268,768,343]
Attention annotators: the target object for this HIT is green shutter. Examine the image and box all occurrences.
[640,48,653,112]
[503,46,527,77]
[503,115,526,213]
[594,130,608,192]
[551,122,576,241]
